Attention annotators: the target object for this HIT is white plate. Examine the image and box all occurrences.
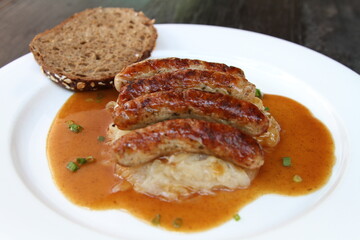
[0,24,359,240]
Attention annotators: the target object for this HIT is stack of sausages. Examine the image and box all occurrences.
[110,58,278,170]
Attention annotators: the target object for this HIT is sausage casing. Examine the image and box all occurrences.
[116,69,255,104]
[114,57,246,91]
[113,89,269,136]
[112,119,264,169]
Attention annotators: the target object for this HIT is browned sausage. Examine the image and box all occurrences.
[114,57,246,91]
[113,89,269,136]
[116,69,255,104]
[112,119,264,169]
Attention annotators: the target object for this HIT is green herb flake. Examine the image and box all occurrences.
[255,88,263,99]
[76,157,87,165]
[264,106,270,111]
[75,156,95,166]
[66,120,83,133]
[97,136,106,142]
[69,124,83,133]
[233,213,241,221]
[66,162,79,172]
[293,175,303,183]
[151,214,161,225]
[282,157,292,167]
[172,218,183,228]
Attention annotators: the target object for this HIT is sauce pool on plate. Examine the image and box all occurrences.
[46,89,335,232]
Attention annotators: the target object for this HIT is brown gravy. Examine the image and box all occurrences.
[47,89,335,232]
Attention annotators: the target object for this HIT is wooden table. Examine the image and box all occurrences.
[1,0,359,73]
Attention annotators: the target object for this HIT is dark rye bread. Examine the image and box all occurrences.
[29,8,157,91]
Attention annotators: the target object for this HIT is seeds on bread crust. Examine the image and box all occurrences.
[30,8,157,91]
[42,67,114,91]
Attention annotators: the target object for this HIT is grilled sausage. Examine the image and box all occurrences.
[114,57,246,91]
[113,89,269,136]
[116,69,255,105]
[112,119,264,169]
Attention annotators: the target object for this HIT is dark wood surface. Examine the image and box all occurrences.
[1,0,359,73]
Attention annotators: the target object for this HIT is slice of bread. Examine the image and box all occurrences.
[29,8,157,91]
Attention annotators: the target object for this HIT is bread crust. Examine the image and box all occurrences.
[29,8,157,91]
[41,67,115,91]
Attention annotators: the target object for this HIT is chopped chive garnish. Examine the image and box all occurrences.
[66,120,83,133]
[264,106,270,111]
[67,156,95,172]
[69,124,83,133]
[282,157,292,167]
[151,214,161,225]
[66,162,79,172]
[233,213,241,221]
[76,157,87,165]
[255,88,263,99]
[293,175,303,183]
[97,136,105,142]
[172,218,183,228]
